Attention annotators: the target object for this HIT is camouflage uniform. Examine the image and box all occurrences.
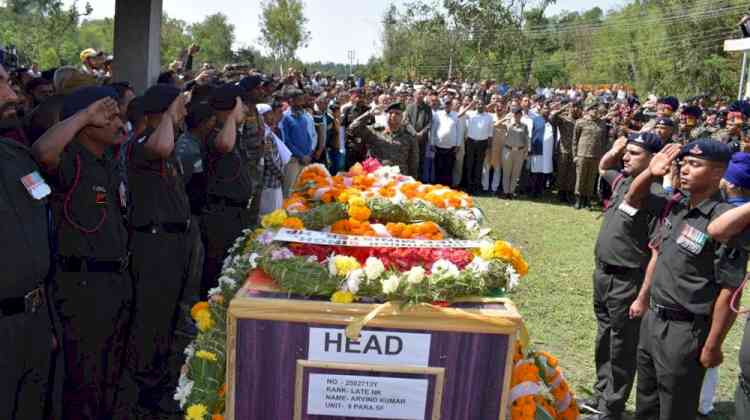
[349,121,419,178]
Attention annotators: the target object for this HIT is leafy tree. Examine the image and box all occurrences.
[189,13,235,68]
[259,0,311,68]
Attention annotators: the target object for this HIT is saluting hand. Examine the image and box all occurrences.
[167,93,187,126]
[231,97,246,124]
[84,97,119,127]
[648,143,681,177]
[612,136,628,153]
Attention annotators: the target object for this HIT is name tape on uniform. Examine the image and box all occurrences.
[308,328,431,367]
[307,373,429,419]
[274,228,485,249]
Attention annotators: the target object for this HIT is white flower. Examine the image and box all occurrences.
[346,269,365,294]
[183,342,195,359]
[247,252,260,268]
[382,274,401,294]
[173,375,194,409]
[405,266,426,285]
[224,267,237,275]
[207,286,222,297]
[327,255,338,275]
[467,256,490,274]
[431,259,460,278]
[218,276,237,289]
[506,265,520,292]
[307,255,318,263]
[364,257,385,280]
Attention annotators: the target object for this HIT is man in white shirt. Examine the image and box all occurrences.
[452,97,470,188]
[431,99,461,186]
[464,99,495,194]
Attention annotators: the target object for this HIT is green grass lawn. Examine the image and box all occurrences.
[476,194,746,420]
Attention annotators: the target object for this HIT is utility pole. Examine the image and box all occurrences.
[448,55,453,80]
[347,50,356,75]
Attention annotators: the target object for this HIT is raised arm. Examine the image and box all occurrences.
[625,143,680,208]
[213,98,244,154]
[599,136,627,175]
[143,94,186,160]
[708,203,750,243]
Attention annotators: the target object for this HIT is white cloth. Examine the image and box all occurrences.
[530,121,554,174]
[465,111,494,140]
[699,367,718,415]
[260,188,283,216]
[432,110,460,149]
[303,111,318,151]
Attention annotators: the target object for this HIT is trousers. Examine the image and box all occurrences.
[433,146,455,186]
[502,147,526,195]
[557,152,575,192]
[464,140,488,193]
[575,156,598,198]
[452,141,465,187]
[201,204,255,296]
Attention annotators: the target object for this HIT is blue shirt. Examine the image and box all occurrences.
[280,110,313,159]
[528,111,546,156]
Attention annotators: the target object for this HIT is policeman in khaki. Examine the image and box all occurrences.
[624,139,749,420]
[549,100,581,203]
[573,100,608,209]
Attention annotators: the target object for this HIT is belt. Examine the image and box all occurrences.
[208,195,248,209]
[504,144,526,151]
[0,287,45,317]
[599,261,638,275]
[57,254,131,274]
[649,301,703,322]
[133,219,191,235]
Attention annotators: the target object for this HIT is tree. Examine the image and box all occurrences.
[160,13,191,67]
[189,13,235,68]
[259,0,311,68]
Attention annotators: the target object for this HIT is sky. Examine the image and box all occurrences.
[63,0,627,63]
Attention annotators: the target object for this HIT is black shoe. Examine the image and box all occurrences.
[574,197,583,210]
[558,191,567,203]
[578,397,602,414]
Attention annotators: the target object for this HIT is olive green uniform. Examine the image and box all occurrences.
[636,193,748,420]
[550,111,577,195]
[125,131,193,417]
[573,117,607,200]
[50,141,134,420]
[0,138,57,420]
[342,103,372,168]
[592,171,663,419]
[349,121,419,178]
[712,129,742,153]
[201,121,259,295]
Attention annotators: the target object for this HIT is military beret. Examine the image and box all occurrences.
[682,106,702,119]
[185,101,215,129]
[209,84,243,111]
[627,131,663,153]
[655,117,675,128]
[679,139,732,163]
[62,86,119,120]
[142,84,181,115]
[658,96,679,111]
[385,102,403,113]
[729,100,750,118]
[238,74,263,91]
[724,152,750,189]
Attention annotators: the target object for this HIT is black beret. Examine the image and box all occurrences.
[142,84,181,115]
[385,102,403,113]
[26,77,52,92]
[682,106,703,119]
[185,101,215,129]
[62,86,119,120]
[654,117,675,128]
[679,139,732,163]
[658,96,679,111]
[627,132,663,153]
[729,100,750,118]
[238,75,263,91]
[210,84,243,111]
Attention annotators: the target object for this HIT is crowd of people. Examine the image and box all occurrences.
[2,42,750,420]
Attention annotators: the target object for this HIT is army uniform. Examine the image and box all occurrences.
[50,140,134,420]
[342,103,372,168]
[404,100,433,179]
[573,116,607,205]
[126,127,193,417]
[241,108,264,226]
[712,128,742,153]
[349,119,419,178]
[0,138,57,420]
[592,167,663,420]
[550,110,577,200]
[201,120,257,295]
[635,191,748,420]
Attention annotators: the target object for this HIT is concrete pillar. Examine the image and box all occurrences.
[112,0,162,94]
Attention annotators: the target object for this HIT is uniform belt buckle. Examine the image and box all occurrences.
[24,288,44,313]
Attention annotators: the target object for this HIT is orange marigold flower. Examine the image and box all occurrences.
[282,217,304,230]
[190,301,209,320]
[348,205,371,222]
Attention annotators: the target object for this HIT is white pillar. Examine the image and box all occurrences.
[113,0,162,94]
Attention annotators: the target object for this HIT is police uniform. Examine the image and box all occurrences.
[125,85,193,417]
[0,138,56,420]
[591,132,664,420]
[50,88,133,419]
[201,85,257,295]
[550,108,578,202]
[573,110,607,207]
[348,103,419,177]
[635,140,748,420]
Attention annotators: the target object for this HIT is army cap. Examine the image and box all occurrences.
[679,139,732,163]
[210,84,243,111]
[658,96,679,111]
[385,102,403,113]
[62,86,119,120]
[627,131,663,153]
[724,152,750,189]
[682,106,703,119]
[238,74,263,92]
[655,117,675,128]
[142,84,181,115]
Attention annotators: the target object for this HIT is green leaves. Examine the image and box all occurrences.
[259,0,311,65]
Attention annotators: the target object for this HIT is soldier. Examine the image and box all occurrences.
[237,75,266,227]
[550,100,580,204]
[125,84,190,418]
[573,101,608,209]
[652,117,675,145]
[32,86,134,419]
[502,105,529,199]
[341,88,371,168]
[348,102,418,177]
[625,140,747,420]
[675,105,706,144]
[0,63,58,420]
[640,96,679,133]
[584,132,664,420]
[713,109,744,153]
[201,85,250,296]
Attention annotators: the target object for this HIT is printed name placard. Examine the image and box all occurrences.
[307,373,428,419]
[274,228,485,248]
[308,328,431,367]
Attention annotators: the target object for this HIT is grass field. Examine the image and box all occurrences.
[475,194,746,420]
